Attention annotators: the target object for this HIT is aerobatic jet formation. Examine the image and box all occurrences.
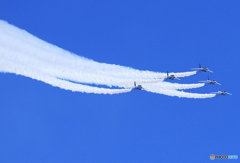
[131,65,231,97]
[199,76,221,85]
[192,64,213,73]
[164,71,180,80]
[133,81,144,90]
[0,20,232,98]
[211,88,232,95]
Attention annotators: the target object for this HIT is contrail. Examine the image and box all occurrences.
[0,58,131,94]
[144,87,216,99]
[0,20,196,79]
[0,43,164,88]
[142,82,205,90]
[0,20,215,98]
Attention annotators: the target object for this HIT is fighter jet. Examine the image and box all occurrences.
[211,88,232,95]
[199,76,221,85]
[133,81,144,90]
[191,64,213,73]
[165,71,180,80]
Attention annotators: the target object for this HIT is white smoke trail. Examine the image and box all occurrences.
[144,87,216,99]
[0,20,215,98]
[0,39,165,88]
[142,82,205,90]
[0,20,196,79]
[0,20,193,89]
[0,58,131,94]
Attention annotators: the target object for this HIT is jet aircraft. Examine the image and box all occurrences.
[133,81,144,90]
[165,71,180,80]
[199,76,221,85]
[211,88,232,95]
[191,64,213,73]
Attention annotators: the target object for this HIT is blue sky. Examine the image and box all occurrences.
[0,0,239,162]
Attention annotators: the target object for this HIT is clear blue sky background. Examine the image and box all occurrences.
[0,0,239,162]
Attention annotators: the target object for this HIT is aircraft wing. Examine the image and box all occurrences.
[227,92,232,95]
[208,70,213,73]
[216,82,221,85]
[191,68,202,70]
[175,77,180,80]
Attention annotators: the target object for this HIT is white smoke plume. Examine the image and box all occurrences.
[143,87,216,99]
[0,20,215,98]
[0,58,131,94]
[0,20,196,79]
[142,82,205,90]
